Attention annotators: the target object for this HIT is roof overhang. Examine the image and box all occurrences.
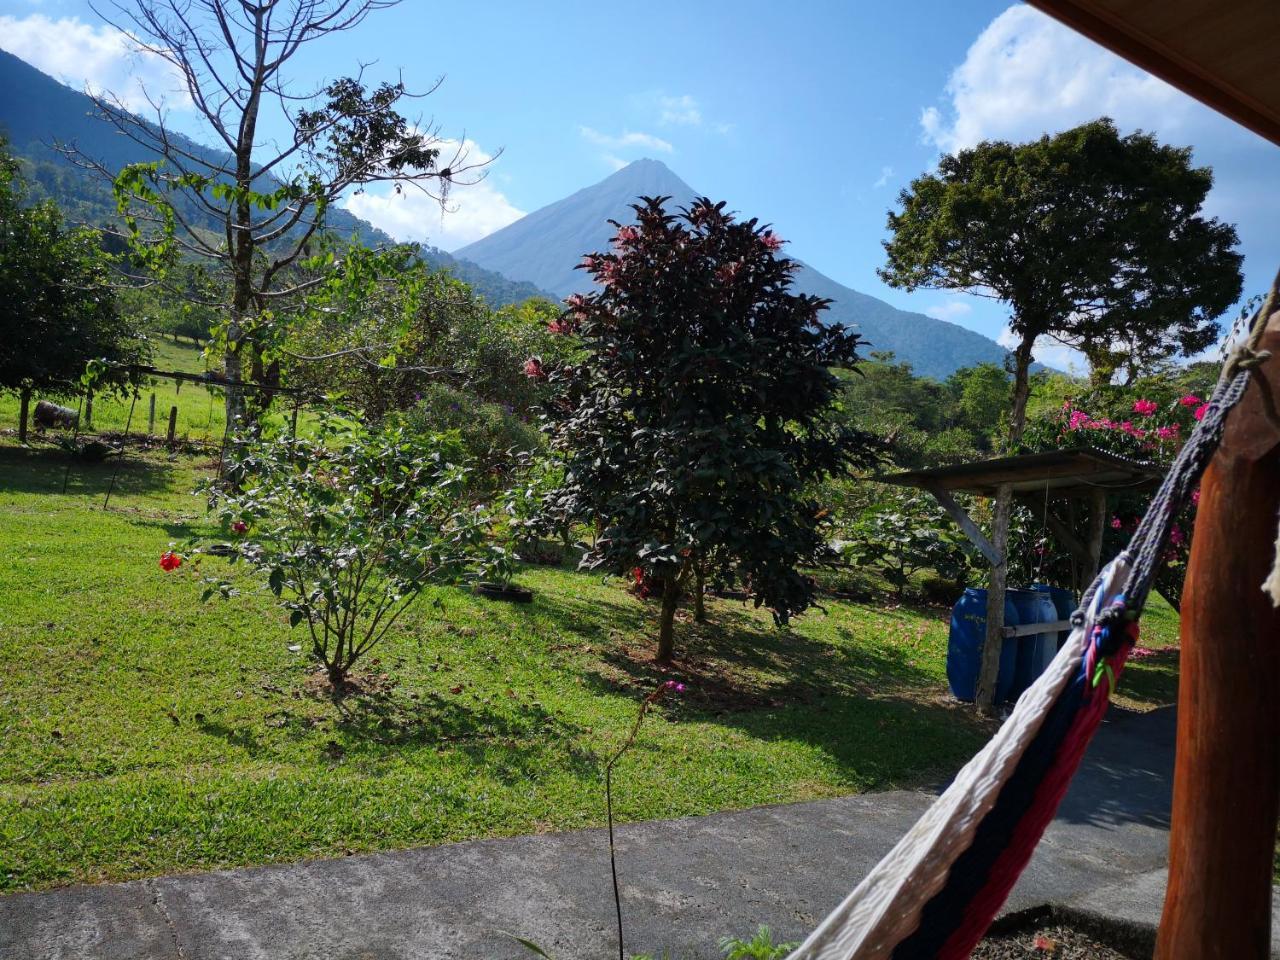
[1027,0,1280,146]
[878,447,1165,499]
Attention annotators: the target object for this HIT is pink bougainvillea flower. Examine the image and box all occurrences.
[1155,424,1180,441]
[1193,403,1209,421]
[547,318,571,335]
[1133,398,1158,416]
[1191,488,1201,506]
[522,357,546,380]
[1111,516,1123,529]
[1170,524,1186,546]
[760,231,783,251]
[231,520,248,534]
[1068,410,1089,430]
[663,680,686,693]
[159,551,182,572]
[1179,394,1202,407]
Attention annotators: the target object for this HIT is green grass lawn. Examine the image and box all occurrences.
[0,440,1180,893]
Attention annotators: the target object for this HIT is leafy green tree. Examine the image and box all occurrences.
[0,142,145,440]
[93,0,485,427]
[881,118,1242,448]
[286,246,557,421]
[543,197,879,661]
[945,362,1010,447]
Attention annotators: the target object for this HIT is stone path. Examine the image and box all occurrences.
[0,707,1198,959]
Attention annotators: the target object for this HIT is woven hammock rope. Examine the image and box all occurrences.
[785,283,1280,960]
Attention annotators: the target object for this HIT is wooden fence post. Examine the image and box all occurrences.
[147,393,156,436]
[166,406,178,446]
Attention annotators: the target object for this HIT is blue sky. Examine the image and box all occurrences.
[2,0,1277,369]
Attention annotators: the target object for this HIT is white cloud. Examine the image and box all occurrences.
[873,165,894,188]
[920,5,1201,154]
[997,327,1085,375]
[0,14,191,113]
[658,94,702,126]
[343,140,525,252]
[579,126,674,154]
[924,300,972,322]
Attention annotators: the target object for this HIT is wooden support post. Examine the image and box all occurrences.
[147,393,156,436]
[1084,487,1107,585]
[1156,318,1280,958]
[929,483,1002,566]
[17,386,30,444]
[975,483,1013,713]
[166,406,178,446]
[83,391,93,431]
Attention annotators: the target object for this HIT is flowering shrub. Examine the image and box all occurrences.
[1019,377,1214,606]
[540,196,879,660]
[195,413,505,689]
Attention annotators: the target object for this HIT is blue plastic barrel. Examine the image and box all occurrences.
[1033,582,1076,649]
[948,588,1019,704]
[1008,588,1059,698]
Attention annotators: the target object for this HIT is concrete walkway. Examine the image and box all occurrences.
[0,707,1186,959]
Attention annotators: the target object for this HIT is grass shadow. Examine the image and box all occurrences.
[0,444,181,499]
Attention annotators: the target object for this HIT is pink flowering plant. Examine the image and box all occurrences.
[1018,374,1215,606]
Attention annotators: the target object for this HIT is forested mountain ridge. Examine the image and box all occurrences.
[0,49,551,308]
[457,158,1023,380]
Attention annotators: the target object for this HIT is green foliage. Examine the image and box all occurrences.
[543,197,880,657]
[882,118,1242,442]
[843,489,975,597]
[397,384,542,490]
[0,140,147,405]
[287,249,558,422]
[719,926,799,960]
[197,414,503,687]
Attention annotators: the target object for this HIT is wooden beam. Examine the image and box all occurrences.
[1156,316,1280,957]
[1084,487,1108,586]
[927,483,1002,566]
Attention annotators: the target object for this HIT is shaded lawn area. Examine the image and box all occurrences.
[0,441,1178,893]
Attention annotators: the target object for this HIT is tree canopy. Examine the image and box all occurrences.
[542,196,879,660]
[881,118,1242,440]
[0,141,145,439]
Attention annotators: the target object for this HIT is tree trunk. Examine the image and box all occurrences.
[83,391,93,431]
[1155,317,1280,959]
[657,581,679,662]
[17,385,30,443]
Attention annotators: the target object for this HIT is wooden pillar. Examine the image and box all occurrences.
[166,406,178,446]
[17,385,30,443]
[83,391,93,431]
[1084,487,1107,585]
[147,393,157,436]
[1156,319,1280,958]
[975,483,1013,713]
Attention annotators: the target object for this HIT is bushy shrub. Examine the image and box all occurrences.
[397,383,543,492]
[843,488,975,598]
[195,413,505,689]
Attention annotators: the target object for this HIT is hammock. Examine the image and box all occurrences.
[786,293,1276,960]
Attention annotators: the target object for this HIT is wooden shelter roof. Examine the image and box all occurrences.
[1028,0,1280,145]
[879,446,1164,499]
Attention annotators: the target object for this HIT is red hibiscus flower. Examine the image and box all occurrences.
[159,551,182,572]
